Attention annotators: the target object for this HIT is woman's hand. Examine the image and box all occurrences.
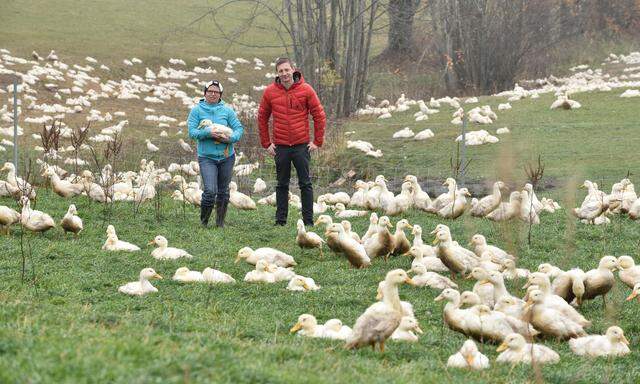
[211,131,230,143]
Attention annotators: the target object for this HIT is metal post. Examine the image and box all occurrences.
[13,76,18,171]
[460,115,467,185]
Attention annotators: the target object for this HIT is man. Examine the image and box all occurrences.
[258,57,326,226]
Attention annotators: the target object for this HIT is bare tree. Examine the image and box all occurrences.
[429,0,561,93]
[378,0,422,60]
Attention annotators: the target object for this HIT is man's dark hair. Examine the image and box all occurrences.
[275,57,294,71]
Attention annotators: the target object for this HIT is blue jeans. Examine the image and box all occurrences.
[198,154,235,207]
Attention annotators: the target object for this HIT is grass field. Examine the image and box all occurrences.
[1,189,640,383]
[337,89,640,188]
[2,1,640,383]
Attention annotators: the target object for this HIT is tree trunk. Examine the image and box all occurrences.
[380,0,421,59]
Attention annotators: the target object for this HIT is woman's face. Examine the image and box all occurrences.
[204,85,221,104]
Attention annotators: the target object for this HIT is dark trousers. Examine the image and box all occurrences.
[275,144,313,225]
[198,154,235,207]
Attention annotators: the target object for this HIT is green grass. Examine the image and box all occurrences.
[1,189,640,383]
[0,0,285,65]
[337,88,640,189]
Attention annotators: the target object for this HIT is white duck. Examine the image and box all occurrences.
[295,219,324,256]
[149,235,193,260]
[243,259,276,283]
[118,268,163,296]
[410,264,458,290]
[229,181,256,209]
[501,259,529,280]
[468,234,513,264]
[60,204,83,238]
[20,197,55,233]
[42,166,84,198]
[437,188,470,219]
[447,340,489,370]
[617,255,640,288]
[345,270,415,352]
[428,178,457,213]
[287,275,320,291]
[0,205,20,234]
[102,225,140,252]
[334,203,367,218]
[202,267,236,283]
[235,246,296,267]
[289,314,325,338]
[404,245,448,273]
[486,191,522,221]
[172,267,204,282]
[323,319,353,340]
[1,162,35,197]
[360,212,379,244]
[325,223,371,269]
[403,175,431,211]
[253,178,267,194]
[340,220,361,243]
[569,326,630,357]
[470,181,505,217]
[145,139,159,152]
[496,333,559,365]
[390,316,423,342]
[409,224,437,257]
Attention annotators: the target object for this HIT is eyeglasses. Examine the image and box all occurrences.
[205,90,221,94]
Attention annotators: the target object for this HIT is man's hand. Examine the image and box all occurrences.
[307,142,319,152]
[267,143,276,156]
[211,132,229,143]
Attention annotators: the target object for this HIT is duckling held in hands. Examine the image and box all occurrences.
[118,268,162,296]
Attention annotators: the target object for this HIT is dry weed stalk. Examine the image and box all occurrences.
[524,155,545,245]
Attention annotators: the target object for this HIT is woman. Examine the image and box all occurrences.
[188,80,243,227]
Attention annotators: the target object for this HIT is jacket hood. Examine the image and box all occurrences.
[275,70,303,86]
[198,99,226,111]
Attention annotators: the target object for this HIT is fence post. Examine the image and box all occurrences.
[460,115,467,186]
[13,76,18,171]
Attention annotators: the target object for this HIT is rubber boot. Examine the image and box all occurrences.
[200,204,214,227]
[215,200,229,228]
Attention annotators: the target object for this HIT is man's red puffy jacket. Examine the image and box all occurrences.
[257,71,326,148]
